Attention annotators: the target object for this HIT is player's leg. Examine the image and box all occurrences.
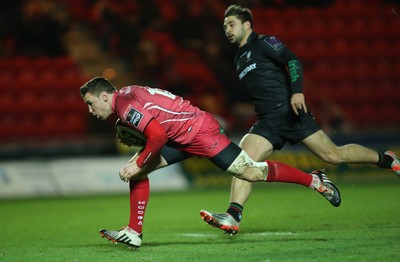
[202,140,341,234]
[230,133,274,205]
[303,130,379,164]
[127,146,188,240]
[100,154,166,248]
[127,153,168,237]
[293,111,399,174]
[302,130,400,176]
[101,146,188,248]
[221,117,289,224]
[211,142,340,199]
[226,133,274,220]
[200,134,273,234]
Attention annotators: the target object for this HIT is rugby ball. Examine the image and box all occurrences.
[115,118,147,147]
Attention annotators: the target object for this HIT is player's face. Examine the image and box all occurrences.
[223,15,248,47]
[82,92,112,120]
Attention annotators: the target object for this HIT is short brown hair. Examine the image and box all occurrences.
[224,5,253,28]
[80,77,116,97]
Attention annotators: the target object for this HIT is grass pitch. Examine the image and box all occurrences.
[1,180,399,262]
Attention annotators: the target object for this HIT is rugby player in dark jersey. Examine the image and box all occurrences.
[200,4,400,235]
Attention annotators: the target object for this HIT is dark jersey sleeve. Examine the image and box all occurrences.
[258,36,303,94]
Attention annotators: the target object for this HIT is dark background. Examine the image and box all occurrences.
[0,0,399,159]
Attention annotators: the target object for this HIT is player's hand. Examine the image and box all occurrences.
[119,162,142,182]
[291,93,307,115]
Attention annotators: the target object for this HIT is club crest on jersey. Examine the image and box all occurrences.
[239,51,252,61]
[264,36,284,50]
[125,108,143,127]
[246,51,252,61]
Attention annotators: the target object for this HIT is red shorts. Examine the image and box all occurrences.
[178,113,231,158]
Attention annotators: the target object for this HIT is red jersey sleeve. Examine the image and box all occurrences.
[136,118,168,167]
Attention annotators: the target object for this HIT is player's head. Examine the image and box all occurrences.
[80,76,116,97]
[224,5,253,29]
[80,77,116,120]
[223,5,253,47]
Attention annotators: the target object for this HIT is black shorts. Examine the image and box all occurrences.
[249,110,320,150]
[160,142,241,171]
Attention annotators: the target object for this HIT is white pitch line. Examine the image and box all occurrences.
[177,232,298,237]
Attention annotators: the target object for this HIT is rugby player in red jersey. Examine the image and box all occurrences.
[80,77,340,248]
[200,5,400,236]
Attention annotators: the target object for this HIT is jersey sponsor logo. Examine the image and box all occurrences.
[288,60,300,83]
[137,201,146,225]
[125,108,143,127]
[264,36,284,50]
[239,63,256,79]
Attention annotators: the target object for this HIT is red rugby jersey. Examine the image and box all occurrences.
[112,85,205,146]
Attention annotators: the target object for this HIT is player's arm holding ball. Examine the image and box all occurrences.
[115,118,147,147]
[117,118,168,182]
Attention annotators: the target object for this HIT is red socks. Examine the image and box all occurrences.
[265,160,313,187]
[128,178,150,234]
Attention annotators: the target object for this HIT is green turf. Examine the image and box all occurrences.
[1,181,399,262]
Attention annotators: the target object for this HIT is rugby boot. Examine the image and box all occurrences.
[384,151,400,177]
[100,226,142,248]
[311,170,341,207]
[200,210,240,235]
